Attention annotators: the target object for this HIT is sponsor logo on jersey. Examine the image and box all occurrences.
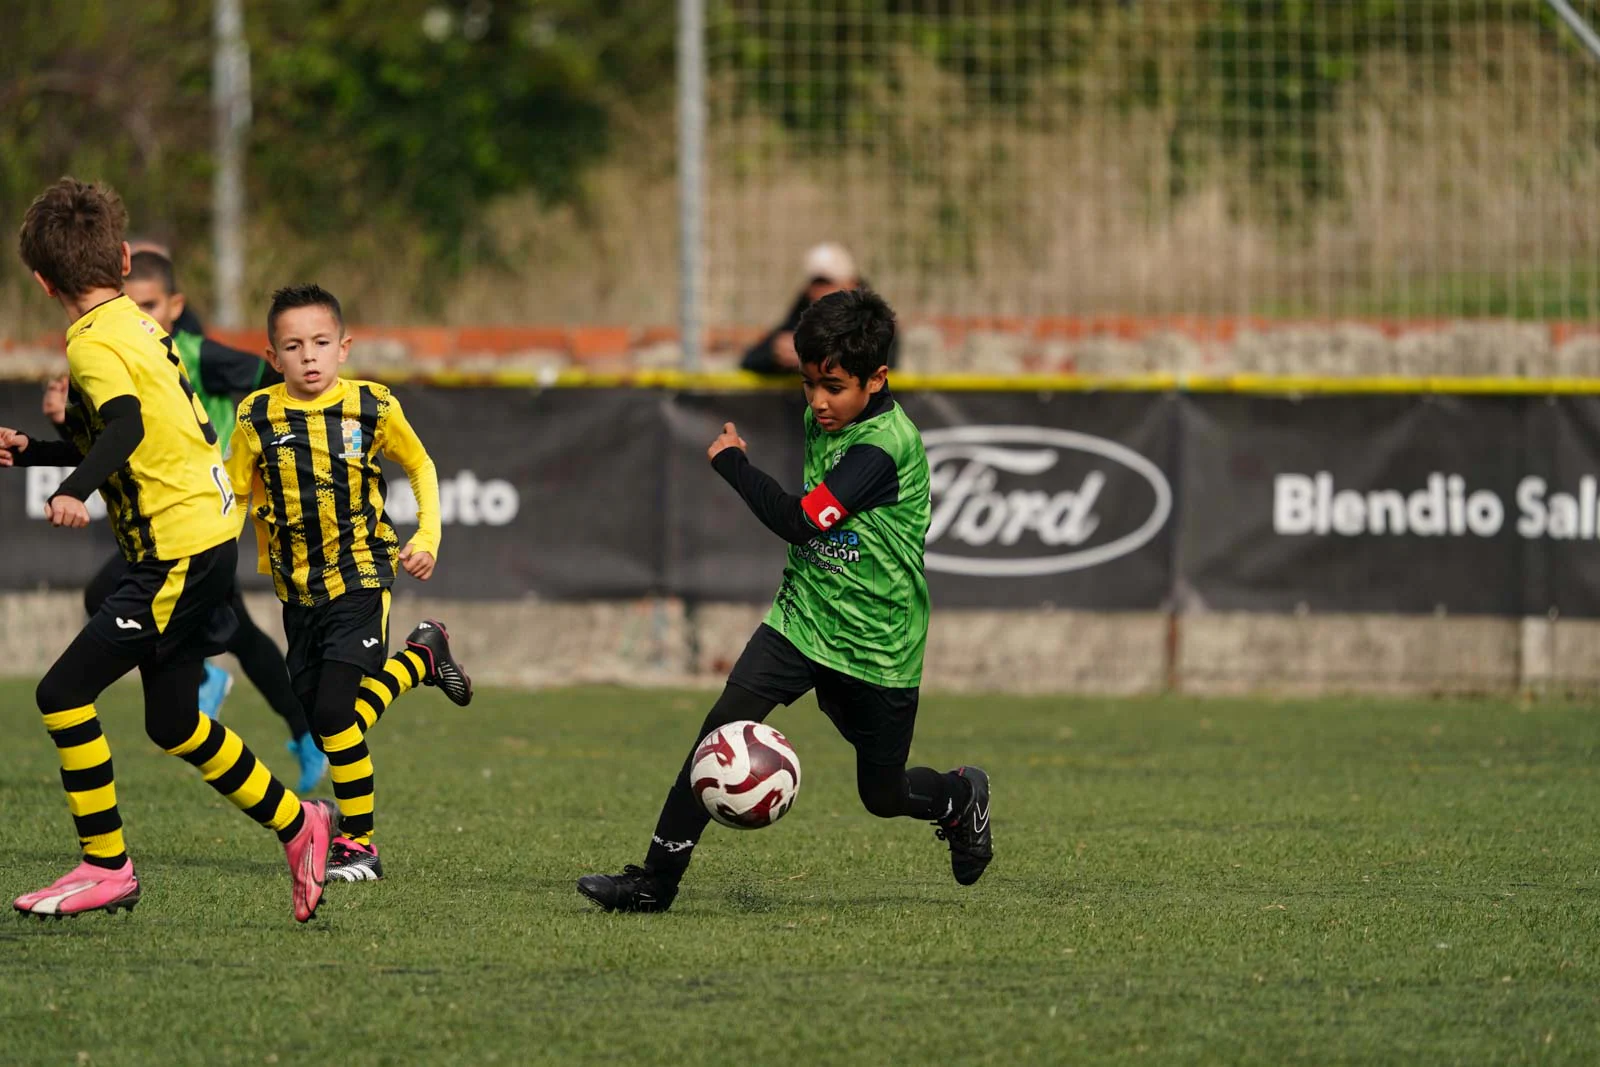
[340,418,363,459]
[921,425,1172,577]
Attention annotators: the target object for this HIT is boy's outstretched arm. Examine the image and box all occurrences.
[707,421,899,544]
[5,340,148,527]
[378,396,441,580]
[0,425,83,468]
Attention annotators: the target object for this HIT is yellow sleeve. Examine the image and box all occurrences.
[377,395,441,556]
[68,338,138,410]
[226,400,272,575]
[225,401,262,505]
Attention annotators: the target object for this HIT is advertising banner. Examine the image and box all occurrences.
[7,378,1600,617]
[1178,394,1533,615]
[662,390,1177,608]
[0,384,668,602]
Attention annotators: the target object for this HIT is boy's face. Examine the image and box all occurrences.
[124,278,185,335]
[267,305,350,401]
[800,359,888,432]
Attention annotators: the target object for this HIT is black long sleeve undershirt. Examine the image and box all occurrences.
[712,447,817,544]
[16,395,145,502]
[712,436,901,546]
[17,435,83,467]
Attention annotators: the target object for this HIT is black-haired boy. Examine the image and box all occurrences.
[580,288,991,912]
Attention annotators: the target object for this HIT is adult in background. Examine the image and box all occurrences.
[740,243,897,373]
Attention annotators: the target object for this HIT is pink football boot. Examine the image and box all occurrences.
[14,858,140,918]
[284,799,337,922]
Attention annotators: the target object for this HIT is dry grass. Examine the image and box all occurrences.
[2,17,1597,336]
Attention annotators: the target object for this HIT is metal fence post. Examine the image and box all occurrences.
[212,0,250,328]
[677,0,705,369]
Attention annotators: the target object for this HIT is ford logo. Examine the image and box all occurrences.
[921,425,1173,577]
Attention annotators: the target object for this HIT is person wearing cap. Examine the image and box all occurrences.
[741,243,896,373]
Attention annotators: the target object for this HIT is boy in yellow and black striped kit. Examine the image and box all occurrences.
[3,178,337,923]
[227,284,474,883]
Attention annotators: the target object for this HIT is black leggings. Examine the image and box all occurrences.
[85,553,310,738]
[37,626,205,750]
[641,683,959,880]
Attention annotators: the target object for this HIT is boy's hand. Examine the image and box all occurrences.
[0,427,29,467]
[45,496,89,528]
[399,544,435,581]
[42,376,68,425]
[707,422,747,462]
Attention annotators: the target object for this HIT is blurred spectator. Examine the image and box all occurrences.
[741,243,897,373]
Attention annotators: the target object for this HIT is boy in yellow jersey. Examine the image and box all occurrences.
[0,178,336,923]
[227,284,474,883]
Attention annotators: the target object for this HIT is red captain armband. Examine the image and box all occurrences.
[801,483,849,530]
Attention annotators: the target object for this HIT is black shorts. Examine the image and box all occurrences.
[728,623,920,767]
[283,588,391,692]
[84,541,239,668]
[87,550,259,645]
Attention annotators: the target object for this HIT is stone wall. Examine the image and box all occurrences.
[5,319,1599,379]
[6,591,1599,697]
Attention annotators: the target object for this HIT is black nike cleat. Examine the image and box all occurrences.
[935,766,992,887]
[405,619,473,706]
[577,865,678,913]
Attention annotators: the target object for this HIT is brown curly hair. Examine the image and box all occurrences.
[19,177,128,298]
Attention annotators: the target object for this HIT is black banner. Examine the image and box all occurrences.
[662,391,1175,608]
[7,380,1600,617]
[1178,394,1532,615]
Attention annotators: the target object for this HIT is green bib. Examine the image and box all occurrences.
[764,400,931,688]
[173,330,239,451]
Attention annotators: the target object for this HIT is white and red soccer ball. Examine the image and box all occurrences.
[691,721,802,829]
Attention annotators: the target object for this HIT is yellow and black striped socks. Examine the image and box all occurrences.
[43,704,126,869]
[352,649,427,732]
[323,650,425,845]
[165,715,304,842]
[322,722,376,844]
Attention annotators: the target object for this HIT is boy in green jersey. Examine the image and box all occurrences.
[579,289,991,913]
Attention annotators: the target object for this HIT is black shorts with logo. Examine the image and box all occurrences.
[728,623,920,768]
[86,540,239,667]
[283,588,391,693]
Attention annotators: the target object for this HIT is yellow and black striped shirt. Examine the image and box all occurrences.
[63,295,241,561]
[227,379,440,606]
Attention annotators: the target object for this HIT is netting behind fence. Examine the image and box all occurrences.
[704,0,1600,325]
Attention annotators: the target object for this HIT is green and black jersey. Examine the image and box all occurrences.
[711,388,931,687]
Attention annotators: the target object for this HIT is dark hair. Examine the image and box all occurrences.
[267,284,344,345]
[18,177,128,298]
[127,251,177,294]
[793,288,896,383]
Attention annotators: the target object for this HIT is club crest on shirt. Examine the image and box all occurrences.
[340,418,363,458]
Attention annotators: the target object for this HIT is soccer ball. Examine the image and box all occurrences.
[690,721,802,829]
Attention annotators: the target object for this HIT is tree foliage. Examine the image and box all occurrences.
[2,0,675,286]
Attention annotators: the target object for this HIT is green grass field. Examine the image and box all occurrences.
[1,679,1597,1066]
